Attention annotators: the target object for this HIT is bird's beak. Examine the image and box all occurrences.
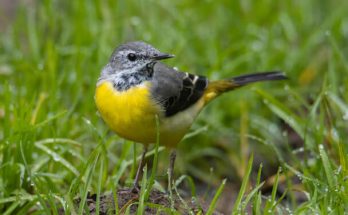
[151,53,175,60]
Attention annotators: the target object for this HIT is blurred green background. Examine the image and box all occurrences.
[1,0,348,214]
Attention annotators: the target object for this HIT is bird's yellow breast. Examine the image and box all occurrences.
[95,81,204,147]
[95,81,160,144]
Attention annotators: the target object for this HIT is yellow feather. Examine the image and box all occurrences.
[95,81,160,144]
[95,81,203,147]
[203,80,236,104]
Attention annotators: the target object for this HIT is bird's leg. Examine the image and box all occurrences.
[132,145,148,193]
[168,149,177,191]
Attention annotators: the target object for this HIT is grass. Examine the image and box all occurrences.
[1,0,348,214]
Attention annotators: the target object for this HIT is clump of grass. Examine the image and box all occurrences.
[1,0,348,214]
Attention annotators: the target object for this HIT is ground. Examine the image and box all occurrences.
[59,188,222,215]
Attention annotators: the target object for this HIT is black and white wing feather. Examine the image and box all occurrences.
[150,63,208,117]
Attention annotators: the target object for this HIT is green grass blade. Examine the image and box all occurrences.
[137,165,148,215]
[96,158,104,215]
[34,141,79,176]
[255,89,309,142]
[319,144,335,188]
[145,115,160,200]
[232,154,253,214]
[78,152,100,215]
[206,178,226,215]
[3,202,21,215]
[264,168,281,214]
[241,181,265,212]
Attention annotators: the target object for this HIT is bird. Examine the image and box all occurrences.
[95,41,287,191]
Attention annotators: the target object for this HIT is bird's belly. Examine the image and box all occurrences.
[159,100,204,147]
[95,81,160,144]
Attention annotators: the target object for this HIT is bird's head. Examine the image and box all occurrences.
[107,41,174,73]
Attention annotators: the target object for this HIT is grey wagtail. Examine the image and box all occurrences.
[95,41,287,190]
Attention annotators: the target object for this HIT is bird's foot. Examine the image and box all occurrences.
[131,184,141,194]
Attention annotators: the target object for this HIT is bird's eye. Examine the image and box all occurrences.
[127,53,137,61]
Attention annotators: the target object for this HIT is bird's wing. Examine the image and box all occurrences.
[150,62,208,117]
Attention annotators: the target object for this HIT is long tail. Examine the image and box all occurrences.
[203,71,287,103]
[231,71,287,86]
